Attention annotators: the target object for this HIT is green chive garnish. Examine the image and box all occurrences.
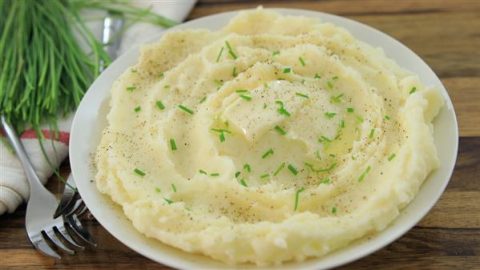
[239,94,252,101]
[170,138,177,151]
[409,86,417,94]
[319,177,331,185]
[219,132,225,142]
[275,100,291,116]
[164,85,170,89]
[295,92,309,99]
[294,187,305,211]
[164,198,173,204]
[232,66,237,77]
[340,120,345,128]
[216,46,224,62]
[134,168,145,177]
[126,86,136,92]
[210,173,220,177]
[356,115,364,123]
[330,94,344,104]
[274,125,287,135]
[171,184,177,192]
[384,115,391,120]
[225,41,237,59]
[388,153,396,161]
[156,101,165,110]
[199,96,207,104]
[178,104,194,115]
[299,57,306,66]
[262,148,274,159]
[214,79,224,88]
[158,72,164,78]
[283,67,291,73]
[358,166,371,182]
[304,162,337,173]
[272,50,280,56]
[199,169,207,175]
[134,106,141,112]
[243,164,251,173]
[155,187,161,193]
[274,162,286,176]
[314,73,321,79]
[287,164,298,175]
[324,112,336,119]
[369,128,375,139]
[347,107,354,113]
[235,171,241,178]
[332,206,337,214]
[239,179,248,187]
[260,173,270,179]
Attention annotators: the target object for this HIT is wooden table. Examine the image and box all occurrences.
[1,0,479,269]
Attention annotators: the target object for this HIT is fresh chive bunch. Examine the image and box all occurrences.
[0,0,176,134]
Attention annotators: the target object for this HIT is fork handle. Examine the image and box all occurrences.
[1,116,45,191]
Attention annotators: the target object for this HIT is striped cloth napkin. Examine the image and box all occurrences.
[0,0,196,215]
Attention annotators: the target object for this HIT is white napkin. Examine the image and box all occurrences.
[0,0,196,215]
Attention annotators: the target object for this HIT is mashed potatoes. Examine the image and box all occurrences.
[95,9,444,265]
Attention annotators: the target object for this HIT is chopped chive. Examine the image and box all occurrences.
[164,85,170,89]
[324,112,336,119]
[156,100,165,110]
[158,72,164,78]
[275,100,291,116]
[295,92,309,99]
[219,132,225,142]
[299,57,306,66]
[294,187,305,211]
[134,168,145,177]
[262,148,274,159]
[239,94,252,101]
[314,73,321,79]
[272,50,280,56]
[243,164,251,173]
[273,162,286,176]
[319,177,331,185]
[211,128,232,134]
[304,162,337,173]
[388,153,396,161]
[274,125,287,135]
[384,115,391,120]
[340,120,345,128]
[171,184,177,192]
[330,94,344,104]
[155,187,161,193]
[287,164,298,175]
[199,169,207,175]
[327,81,334,89]
[126,86,136,92]
[170,138,177,151]
[347,107,354,113]
[239,179,248,187]
[131,68,137,73]
[225,41,237,59]
[332,206,337,214]
[178,104,194,115]
[232,66,237,77]
[356,115,364,123]
[216,46,224,62]
[214,79,224,88]
[235,171,241,178]
[332,76,339,80]
[134,106,141,112]
[283,67,291,73]
[369,128,375,139]
[235,89,248,93]
[319,135,332,143]
[199,96,207,103]
[358,166,372,182]
[263,103,267,109]
[210,173,220,177]
[164,198,173,204]
[260,173,270,179]
[409,86,417,94]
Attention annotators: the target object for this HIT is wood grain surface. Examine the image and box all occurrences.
[1,1,479,269]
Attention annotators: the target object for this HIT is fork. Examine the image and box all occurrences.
[1,115,84,259]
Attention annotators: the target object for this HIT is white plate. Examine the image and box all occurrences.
[70,8,458,269]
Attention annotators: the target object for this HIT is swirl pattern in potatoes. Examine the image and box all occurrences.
[95,9,444,265]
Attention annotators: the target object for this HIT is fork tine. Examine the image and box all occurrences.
[66,214,97,247]
[55,224,85,250]
[30,233,61,259]
[43,229,75,255]
[65,199,83,217]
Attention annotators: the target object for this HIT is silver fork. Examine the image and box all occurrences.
[1,116,84,259]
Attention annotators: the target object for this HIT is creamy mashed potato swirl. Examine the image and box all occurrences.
[95,9,444,265]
